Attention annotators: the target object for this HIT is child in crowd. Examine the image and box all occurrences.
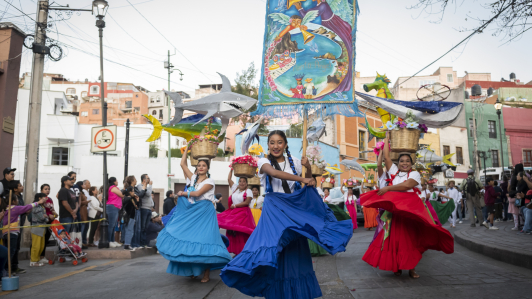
[484,177,500,230]
[2,193,47,272]
[30,193,49,267]
[57,229,86,258]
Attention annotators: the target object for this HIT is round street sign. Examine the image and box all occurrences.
[91,125,117,153]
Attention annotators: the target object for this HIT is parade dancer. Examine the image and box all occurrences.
[217,169,256,255]
[341,186,358,230]
[156,147,231,283]
[445,180,462,228]
[221,130,353,299]
[361,136,454,279]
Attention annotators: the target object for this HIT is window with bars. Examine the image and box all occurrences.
[524,150,532,167]
[443,145,450,157]
[92,109,99,115]
[447,74,453,82]
[488,120,497,138]
[456,147,464,164]
[469,119,474,138]
[492,150,499,167]
[52,147,69,165]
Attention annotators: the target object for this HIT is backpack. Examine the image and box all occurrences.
[466,177,479,196]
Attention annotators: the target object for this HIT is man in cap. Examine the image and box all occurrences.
[459,169,484,227]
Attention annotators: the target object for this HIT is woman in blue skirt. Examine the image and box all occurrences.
[157,147,231,283]
[220,131,353,298]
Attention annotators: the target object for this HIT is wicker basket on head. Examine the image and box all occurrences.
[191,141,218,159]
[248,176,261,186]
[189,156,198,167]
[365,181,376,188]
[390,151,417,163]
[322,182,334,189]
[233,163,258,178]
[390,128,420,153]
[311,165,325,177]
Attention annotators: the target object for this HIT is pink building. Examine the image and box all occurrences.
[503,106,532,166]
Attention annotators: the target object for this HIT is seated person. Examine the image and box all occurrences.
[57,229,86,257]
[146,212,164,248]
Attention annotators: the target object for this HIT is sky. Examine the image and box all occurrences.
[2,0,532,95]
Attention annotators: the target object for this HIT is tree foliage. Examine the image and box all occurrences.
[149,143,159,158]
[410,0,532,43]
[231,62,270,135]
[286,122,303,138]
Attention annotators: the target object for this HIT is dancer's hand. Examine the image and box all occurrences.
[301,157,311,169]
[303,178,316,187]
[177,191,185,197]
[377,187,389,196]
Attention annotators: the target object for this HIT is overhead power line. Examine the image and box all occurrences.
[396,1,515,87]
[125,0,214,83]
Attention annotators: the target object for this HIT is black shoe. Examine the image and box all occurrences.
[14,268,26,274]
[124,245,132,250]
[470,224,476,227]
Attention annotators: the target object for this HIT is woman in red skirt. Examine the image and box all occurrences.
[217,169,256,255]
[361,137,454,278]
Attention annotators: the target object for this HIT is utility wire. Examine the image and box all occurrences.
[125,0,214,83]
[59,41,197,90]
[397,2,514,87]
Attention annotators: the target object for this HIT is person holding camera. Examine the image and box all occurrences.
[136,174,153,248]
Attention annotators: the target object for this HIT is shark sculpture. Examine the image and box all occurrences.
[307,118,326,144]
[355,91,463,128]
[163,73,257,137]
[237,117,262,155]
[340,158,365,175]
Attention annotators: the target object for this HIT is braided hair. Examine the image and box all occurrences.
[193,159,211,189]
[267,130,301,191]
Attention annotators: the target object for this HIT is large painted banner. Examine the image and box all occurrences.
[260,0,357,106]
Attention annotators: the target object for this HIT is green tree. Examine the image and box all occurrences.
[231,62,270,135]
[149,143,159,158]
[286,122,303,138]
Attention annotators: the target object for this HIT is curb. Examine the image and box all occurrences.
[18,246,158,260]
[454,230,532,270]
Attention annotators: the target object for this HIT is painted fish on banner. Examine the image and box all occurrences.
[261,0,357,106]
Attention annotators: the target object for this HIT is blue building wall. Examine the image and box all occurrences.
[234,135,340,168]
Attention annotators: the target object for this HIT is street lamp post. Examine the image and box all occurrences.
[93,0,110,249]
[494,98,505,178]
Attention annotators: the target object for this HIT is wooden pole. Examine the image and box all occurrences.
[7,190,12,278]
[302,109,308,178]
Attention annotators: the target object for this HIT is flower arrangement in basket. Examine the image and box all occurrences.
[230,155,259,178]
[321,176,335,189]
[307,145,327,177]
[188,118,220,159]
[384,110,428,153]
[246,143,263,185]
[343,178,356,188]
[363,174,376,188]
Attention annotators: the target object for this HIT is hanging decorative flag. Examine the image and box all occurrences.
[254,0,359,118]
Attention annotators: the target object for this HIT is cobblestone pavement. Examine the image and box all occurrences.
[3,223,532,298]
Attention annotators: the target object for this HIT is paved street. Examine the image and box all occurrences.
[2,223,532,299]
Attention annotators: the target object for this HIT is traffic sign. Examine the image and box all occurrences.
[91,125,117,153]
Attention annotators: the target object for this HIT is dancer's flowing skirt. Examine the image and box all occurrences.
[425,199,442,226]
[217,206,256,255]
[220,187,353,299]
[364,207,379,228]
[361,190,454,272]
[157,197,232,277]
[345,201,358,229]
[250,208,262,225]
[430,200,455,225]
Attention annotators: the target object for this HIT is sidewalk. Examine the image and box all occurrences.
[453,220,532,270]
[18,245,158,261]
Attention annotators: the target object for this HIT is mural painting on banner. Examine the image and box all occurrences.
[260,0,358,107]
